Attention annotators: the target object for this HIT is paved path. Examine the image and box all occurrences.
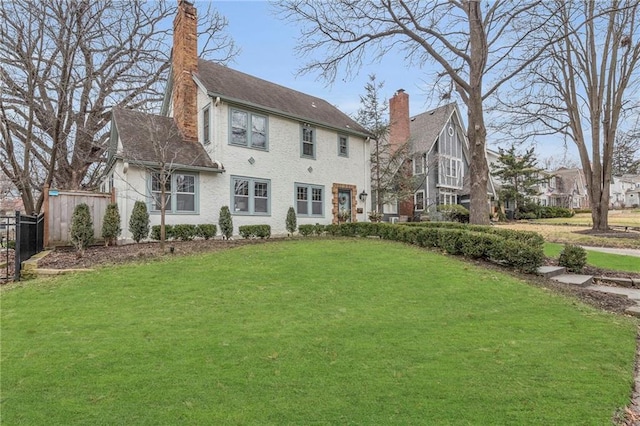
[586,285,640,300]
[581,246,640,258]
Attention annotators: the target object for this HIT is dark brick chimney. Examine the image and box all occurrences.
[172,0,198,141]
[389,89,410,153]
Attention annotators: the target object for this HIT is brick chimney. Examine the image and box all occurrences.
[389,89,410,153]
[389,89,414,217]
[172,0,198,141]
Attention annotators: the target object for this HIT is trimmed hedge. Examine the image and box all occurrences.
[239,224,271,239]
[150,224,216,241]
[298,221,544,273]
[197,224,217,240]
[150,225,174,241]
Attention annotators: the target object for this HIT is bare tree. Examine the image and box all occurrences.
[612,127,640,175]
[276,0,571,225]
[0,0,237,215]
[495,0,640,231]
[355,75,415,213]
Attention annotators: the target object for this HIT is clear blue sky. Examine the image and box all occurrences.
[210,1,579,167]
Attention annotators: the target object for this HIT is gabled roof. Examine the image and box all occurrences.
[111,108,220,171]
[195,59,370,137]
[409,102,459,153]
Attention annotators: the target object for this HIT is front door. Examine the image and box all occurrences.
[338,189,352,222]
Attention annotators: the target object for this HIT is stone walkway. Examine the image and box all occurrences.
[538,265,640,317]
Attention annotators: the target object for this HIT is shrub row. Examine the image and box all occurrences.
[238,224,271,239]
[150,224,217,241]
[518,202,575,219]
[298,221,544,273]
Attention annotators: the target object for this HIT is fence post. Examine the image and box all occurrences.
[43,185,50,249]
[14,210,20,281]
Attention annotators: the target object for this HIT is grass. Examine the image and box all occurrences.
[498,222,640,249]
[535,210,640,227]
[544,242,640,273]
[2,239,637,424]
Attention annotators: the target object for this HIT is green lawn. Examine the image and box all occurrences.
[535,210,640,227]
[545,242,640,273]
[2,239,637,424]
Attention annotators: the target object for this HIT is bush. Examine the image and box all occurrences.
[150,225,174,241]
[298,224,315,237]
[101,203,121,246]
[314,223,326,236]
[239,225,271,239]
[197,224,217,240]
[70,203,94,255]
[436,204,470,223]
[558,244,587,273]
[286,207,297,235]
[539,206,574,219]
[219,206,233,240]
[173,224,197,241]
[129,201,150,243]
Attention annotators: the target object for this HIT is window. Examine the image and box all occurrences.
[338,135,348,157]
[203,106,210,145]
[230,108,267,149]
[295,183,324,216]
[151,172,197,213]
[414,153,426,175]
[438,188,457,206]
[231,176,270,215]
[446,158,460,178]
[301,124,315,158]
[415,190,425,211]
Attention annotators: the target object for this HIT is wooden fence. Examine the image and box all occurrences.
[44,186,115,247]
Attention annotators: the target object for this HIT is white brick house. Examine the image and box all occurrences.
[103,0,371,242]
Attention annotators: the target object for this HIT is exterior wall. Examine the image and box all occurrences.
[110,160,221,243]
[200,94,370,235]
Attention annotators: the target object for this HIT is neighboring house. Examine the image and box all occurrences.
[385,90,494,220]
[547,167,589,209]
[103,0,371,242]
[610,174,640,208]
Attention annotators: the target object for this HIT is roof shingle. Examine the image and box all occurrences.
[195,59,369,136]
[112,108,219,171]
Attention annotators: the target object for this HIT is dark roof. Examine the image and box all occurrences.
[409,102,457,153]
[111,108,219,171]
[195,59,370,136]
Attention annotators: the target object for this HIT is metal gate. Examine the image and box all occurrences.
[0,211,44,282]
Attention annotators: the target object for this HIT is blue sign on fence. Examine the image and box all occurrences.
[48,190,59,196]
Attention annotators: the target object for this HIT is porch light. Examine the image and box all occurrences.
[359,190,368,202]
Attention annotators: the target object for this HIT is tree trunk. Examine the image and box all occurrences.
[466,1,489,226]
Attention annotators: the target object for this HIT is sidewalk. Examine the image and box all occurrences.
[581,246,640,258]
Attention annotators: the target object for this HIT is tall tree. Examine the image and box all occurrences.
[496,0,640,231]
[491,145,545,219]
[355,75,413,213]
[0,0,237,215]
[277,0,566,225]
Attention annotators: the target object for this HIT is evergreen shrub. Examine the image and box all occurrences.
[197,224,217,240]
[219,206,233,240]
[101,203,121,246]
[286,207,297,235]
[558,244,587,273]
[70,203,94,255]
[129,201,150,243]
